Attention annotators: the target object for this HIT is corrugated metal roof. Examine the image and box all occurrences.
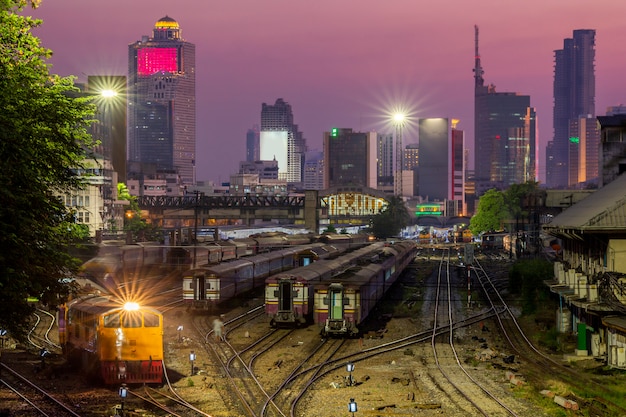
[544,174,626,231]
[603,315,626,333]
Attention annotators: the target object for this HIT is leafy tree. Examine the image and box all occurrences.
[322,224,337,234]
[117,182,161,242]
[508,258,553,314]
[504,181,541,228]
[0,0,96,341]
[371,196,410,239]
[469,188,508,235]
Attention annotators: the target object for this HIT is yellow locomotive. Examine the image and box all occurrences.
[60,295,164,384]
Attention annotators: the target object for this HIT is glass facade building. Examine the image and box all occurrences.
[547,29,596,189]
[127,16,196,185]
[260,98,307,185]
[473,26,536,195]
[323,128,377,189]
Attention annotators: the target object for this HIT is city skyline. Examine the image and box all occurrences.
[30,0,626,184]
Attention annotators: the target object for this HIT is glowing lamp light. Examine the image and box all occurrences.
[123,302,140,311]
[393,113,405,124]
[119,383,128,398]
[101,89,118,98]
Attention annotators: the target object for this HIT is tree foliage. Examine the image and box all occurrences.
[469,189,508,235]
[469,181,541,236]
[0,1,95,340]
[371,196,410,239]
[117,183,162,242]
[508,258,553,315]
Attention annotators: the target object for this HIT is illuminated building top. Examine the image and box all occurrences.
[153,15,181,40]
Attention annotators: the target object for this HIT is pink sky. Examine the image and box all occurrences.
[29,0,626,184]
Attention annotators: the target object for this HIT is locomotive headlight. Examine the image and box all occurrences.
[124,302,140,311]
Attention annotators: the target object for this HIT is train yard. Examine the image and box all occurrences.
[3,244,626,416]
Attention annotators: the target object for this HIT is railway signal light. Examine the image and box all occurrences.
[348,398,358,416]
[118,384,127,417]
[189,351,196,376]
[346,362,355,386]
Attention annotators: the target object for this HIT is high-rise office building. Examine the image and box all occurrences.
[418,118,464,210]
[323,128,377,189]
[303,151,324,190]
[597,114,626,187]
[547,29,596,188]
[260,98,307,185]
[127,16,196,186]
[568,116,599,187]
[376,133,394,186]
[473,26,536,195]
[85,75,127,182]
[246,126,260,162]
[403,144,420,197]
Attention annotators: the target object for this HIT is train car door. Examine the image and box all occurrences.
[279,280,293,311]
[195,272,206,300]
[328,284,344,320]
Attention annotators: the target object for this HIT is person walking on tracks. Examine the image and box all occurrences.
[212,315,225,342]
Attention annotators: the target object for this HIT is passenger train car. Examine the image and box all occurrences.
[59,295,164,384]
[79,244,165,289]
[316,240,417,337]
[80,233,369,289]
[183,243,332,310]
[265,240,417,336]
[182,242,355,310]
[265,243,386,327]
[480,232,508,251]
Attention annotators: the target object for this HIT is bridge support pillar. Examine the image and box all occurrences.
[304,190,319,233]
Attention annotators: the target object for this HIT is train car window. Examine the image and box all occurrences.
[144,312,160,327]
[104,313,120,328]
[121,311,142,328]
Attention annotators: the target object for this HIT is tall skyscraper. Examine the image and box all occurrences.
[127,16,196,185]
[376,133,394,186]
[473,25,536,195]
[323,128,377,189]
[303,151,324,190]
[260,98,307,185]
[85,75,127,182]
[547,29,596,188]
[451,119,465,213]
[418,118,464,205]
[246,125,260,162]
[568,116,599,187]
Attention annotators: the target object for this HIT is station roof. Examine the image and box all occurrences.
[543,173,626,234]
[603,315,626,333]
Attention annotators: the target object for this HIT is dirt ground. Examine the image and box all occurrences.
[1,257,621,416]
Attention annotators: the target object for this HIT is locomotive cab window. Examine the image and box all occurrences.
[144,312,160,327]
[104,313,120,328]
[121,311,142,328]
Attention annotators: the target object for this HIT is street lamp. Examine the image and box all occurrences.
[346,362,355,386]
[393,113,405,197]
[189,350,196,376]
[118,383,128,416]
[177,325,184,342]
[348,398,358,416]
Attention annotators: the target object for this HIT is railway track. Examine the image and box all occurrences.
[423,249,522,416]
[473,258,626,416]
[0,362,81,417]
[191,305,286,416]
